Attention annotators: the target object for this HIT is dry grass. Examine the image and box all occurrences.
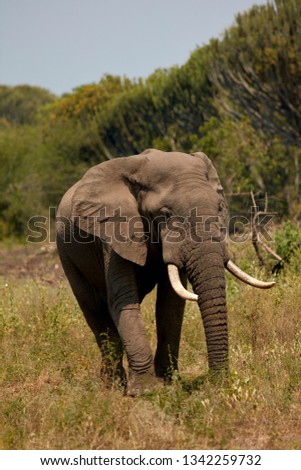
[1,243,301,449]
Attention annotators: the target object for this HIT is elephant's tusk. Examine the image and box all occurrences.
[226,260,275,289]
[167,264,198,301]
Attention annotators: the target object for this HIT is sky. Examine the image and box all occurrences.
[0,0,269,96]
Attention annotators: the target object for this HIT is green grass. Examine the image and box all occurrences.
[1,246,301,449]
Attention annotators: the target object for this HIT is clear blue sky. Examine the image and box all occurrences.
[0,0,268,96]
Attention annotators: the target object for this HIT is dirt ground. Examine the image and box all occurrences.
[0,242,64,285]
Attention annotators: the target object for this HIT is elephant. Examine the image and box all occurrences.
[56,149,274,396]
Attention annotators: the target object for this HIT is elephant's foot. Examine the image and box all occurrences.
[126,369,164,397]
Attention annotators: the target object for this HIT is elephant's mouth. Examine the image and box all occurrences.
[167,261,275,301]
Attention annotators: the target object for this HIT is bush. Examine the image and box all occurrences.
[275,221,301,259]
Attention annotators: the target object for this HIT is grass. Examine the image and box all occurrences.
[0,243,301,449]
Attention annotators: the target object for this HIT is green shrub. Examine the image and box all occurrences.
[275,221,301,259]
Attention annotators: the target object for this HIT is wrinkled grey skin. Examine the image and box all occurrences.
[56,149,229,395]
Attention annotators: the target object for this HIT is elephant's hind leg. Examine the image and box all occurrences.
[76,284,125,387]
[57,245,125,386]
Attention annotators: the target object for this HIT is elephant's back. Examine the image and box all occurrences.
[56,181,81,220]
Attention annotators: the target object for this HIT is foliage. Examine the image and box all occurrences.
[196,117,266,192]
[207,0,301,148]
[0,85,55,125]
[274,220,301,259]
[0,123,86,238]
[93,63,213,157]
[0,126,46,236]
[202,0,301,207]
[47,75,133,124]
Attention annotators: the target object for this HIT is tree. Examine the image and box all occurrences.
[208,0,301,148]
[45,75,135,162]
[0,85,55,125]
[98,59,215,157]
[0,125,46,236]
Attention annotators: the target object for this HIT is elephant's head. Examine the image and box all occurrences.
[72,149,274,372]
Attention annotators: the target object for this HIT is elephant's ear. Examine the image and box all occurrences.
[192,151,228,227]
[71,158,148,266]
[192,152,224,193]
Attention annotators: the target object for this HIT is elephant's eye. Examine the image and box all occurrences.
[159,207,172,220]
[219,200,226,212]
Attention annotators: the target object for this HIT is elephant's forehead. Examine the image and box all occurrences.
[167,189,221,214]
[142,153,210,183]
[145,180,222,218]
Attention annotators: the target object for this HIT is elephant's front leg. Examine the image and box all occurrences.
[155,270,186,380]
[103,246,162,396]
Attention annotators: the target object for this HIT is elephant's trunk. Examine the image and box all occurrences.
[185,242,228,371]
